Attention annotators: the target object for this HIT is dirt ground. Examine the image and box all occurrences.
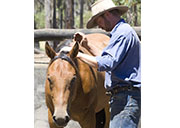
[34,53,81,128]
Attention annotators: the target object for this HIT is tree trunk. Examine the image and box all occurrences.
[34,20,39,49]
[52,0,59,50]
[45,0,53,28]
[45,0,57,49]
[126,6,133,25]
[65,0,74,28]
[134,4,138,26]
[80,0,84,28]
[57,0,63,28]
[53,0,57,28]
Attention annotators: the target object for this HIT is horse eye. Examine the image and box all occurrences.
[48,77,52,84]
[70,76,76,86]
[47,77,53,90]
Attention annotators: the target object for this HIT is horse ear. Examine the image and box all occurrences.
[45,42,57,59]
[73,32,83,43]
[69,42,79,59]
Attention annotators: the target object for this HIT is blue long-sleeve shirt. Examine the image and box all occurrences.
[96,19,141,90]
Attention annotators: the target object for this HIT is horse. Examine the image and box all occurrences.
[45,33,110,128]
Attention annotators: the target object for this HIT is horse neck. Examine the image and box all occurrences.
[79,45,93,56]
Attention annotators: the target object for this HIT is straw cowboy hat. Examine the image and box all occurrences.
[87,0,128,28]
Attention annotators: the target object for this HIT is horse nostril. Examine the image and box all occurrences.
[65,116,70,123]
[53,116,56,122]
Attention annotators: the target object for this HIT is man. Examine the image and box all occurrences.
[63,0,141,127]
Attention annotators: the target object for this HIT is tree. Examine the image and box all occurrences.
[65,0,74,28]
[45,0,58,49]
[80,0,84,28]
[35,0,141,29]
[113,0,141,26]
[45,0,53,28]
[57,0,64,28]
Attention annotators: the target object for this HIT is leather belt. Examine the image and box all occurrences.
[106,85,140,96]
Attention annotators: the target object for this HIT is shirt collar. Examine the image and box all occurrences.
[110,19,125,37]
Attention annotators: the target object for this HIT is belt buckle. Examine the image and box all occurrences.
[105,91,112,96]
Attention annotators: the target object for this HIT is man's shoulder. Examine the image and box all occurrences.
[113,23,139,41]
[117,23,133,35]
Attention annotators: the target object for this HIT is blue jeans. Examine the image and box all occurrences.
[109,88,141,128]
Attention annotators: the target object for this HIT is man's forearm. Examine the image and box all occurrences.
[77,52,98,68]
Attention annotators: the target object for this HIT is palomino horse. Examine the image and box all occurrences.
[45,33,110,128]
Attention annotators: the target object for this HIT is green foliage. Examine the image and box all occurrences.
[83,11,92,28]
[34,10,45,29]
[112,0,141,26]
[34,0,141,29]
[113,0,140,6]
[75,11,92,28]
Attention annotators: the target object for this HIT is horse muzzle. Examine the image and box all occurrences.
[53,114,70,127]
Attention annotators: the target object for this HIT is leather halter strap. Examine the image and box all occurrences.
[49,51,97,84]
[49,51,78,73]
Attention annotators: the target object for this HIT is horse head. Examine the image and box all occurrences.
[45,42,80,127]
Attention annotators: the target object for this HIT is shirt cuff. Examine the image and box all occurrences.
[96,56,102,71]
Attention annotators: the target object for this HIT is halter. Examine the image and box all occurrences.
[49,51,78,73]
[49,50,97,84]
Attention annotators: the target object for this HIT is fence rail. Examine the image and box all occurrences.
[34,27,141,41]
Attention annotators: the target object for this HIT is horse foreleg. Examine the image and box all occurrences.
[48,109,64,128]
[104,103,110,128]
[96,109,105,128]
[79,110,96,128]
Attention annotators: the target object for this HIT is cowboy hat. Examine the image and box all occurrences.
[86,0,128,28]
